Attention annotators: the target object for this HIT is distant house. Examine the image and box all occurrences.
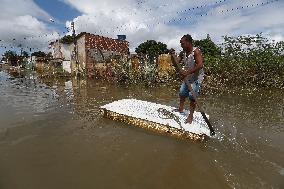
[34,56,47,72]
[76,32,129,77]
[49,40,74,73]
[50,32,129,77]
[50,40,74,60]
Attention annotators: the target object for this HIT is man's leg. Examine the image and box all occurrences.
[178,96,186,112]
[176,83,188,112]
[185,81,200,124]
[185,100,196,124]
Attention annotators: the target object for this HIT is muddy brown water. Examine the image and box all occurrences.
[0,70,283,189]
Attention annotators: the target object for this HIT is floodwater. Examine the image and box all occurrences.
[0,70,283,189]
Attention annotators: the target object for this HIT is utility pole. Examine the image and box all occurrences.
[19,44,23,57]
[17,44,22,67]
[71,21,79,76]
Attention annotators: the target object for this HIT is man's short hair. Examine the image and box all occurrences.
[182,34,193,43]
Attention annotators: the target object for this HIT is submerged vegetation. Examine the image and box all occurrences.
[102,33,284,90]
[2,34,283,91]
[205,34,284,90]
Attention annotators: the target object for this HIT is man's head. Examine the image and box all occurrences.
[180,34,193,51]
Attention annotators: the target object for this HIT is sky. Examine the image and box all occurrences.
[0,0,284,58]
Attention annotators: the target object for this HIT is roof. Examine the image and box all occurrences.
[79,32,129,54]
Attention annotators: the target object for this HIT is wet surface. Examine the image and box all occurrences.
[0,70,283,189]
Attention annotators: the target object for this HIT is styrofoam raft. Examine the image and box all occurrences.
[101,99,211,141]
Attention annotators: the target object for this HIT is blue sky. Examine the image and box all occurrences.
[35,0,80,21]
[0,0,284,57]
[34,0,80,31]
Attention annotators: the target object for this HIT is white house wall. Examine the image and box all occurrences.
[77,35,86,69]
[62,44,74,60]
[51,42,74,60]
[63,60,71,73]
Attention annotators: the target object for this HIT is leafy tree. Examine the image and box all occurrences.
[22,51,29,58]
[31,51,46,57]
[60,35,74,44]
[3,51,18,66]
[194,34,221,58]
[207,33,284,88]
[3,50,18,61]
[46,52,53,60]
[135,40,168,64]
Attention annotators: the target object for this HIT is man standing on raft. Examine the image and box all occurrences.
[170,34,205,124]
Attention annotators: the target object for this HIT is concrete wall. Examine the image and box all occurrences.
[51,41,74,61]
[61,44,74,60]
[77,35,86,69]
[70,35,86,75]
[63,61,71,73]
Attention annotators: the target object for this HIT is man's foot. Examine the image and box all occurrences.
[185,115,193,124]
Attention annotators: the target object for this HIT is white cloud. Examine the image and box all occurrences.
[62,0,198,51]
[192,0,284,43]
[0,0,50,20]
[61,0,284,52]
[1,0,283,57]
[0,0,58,56]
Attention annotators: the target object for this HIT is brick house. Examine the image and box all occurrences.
[50,32,129,77]
[75,32,129,77]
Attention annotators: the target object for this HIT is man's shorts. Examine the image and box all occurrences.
[179,81,201,102]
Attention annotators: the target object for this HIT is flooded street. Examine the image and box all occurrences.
[0,70,283,189]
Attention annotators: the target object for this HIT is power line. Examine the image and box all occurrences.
[0,0,281,50]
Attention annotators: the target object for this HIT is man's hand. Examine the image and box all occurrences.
[169,48,184,77]
[179,69,193,81]
[179,70,187,80]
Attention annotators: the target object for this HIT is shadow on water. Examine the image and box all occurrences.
[0,70,283,189]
